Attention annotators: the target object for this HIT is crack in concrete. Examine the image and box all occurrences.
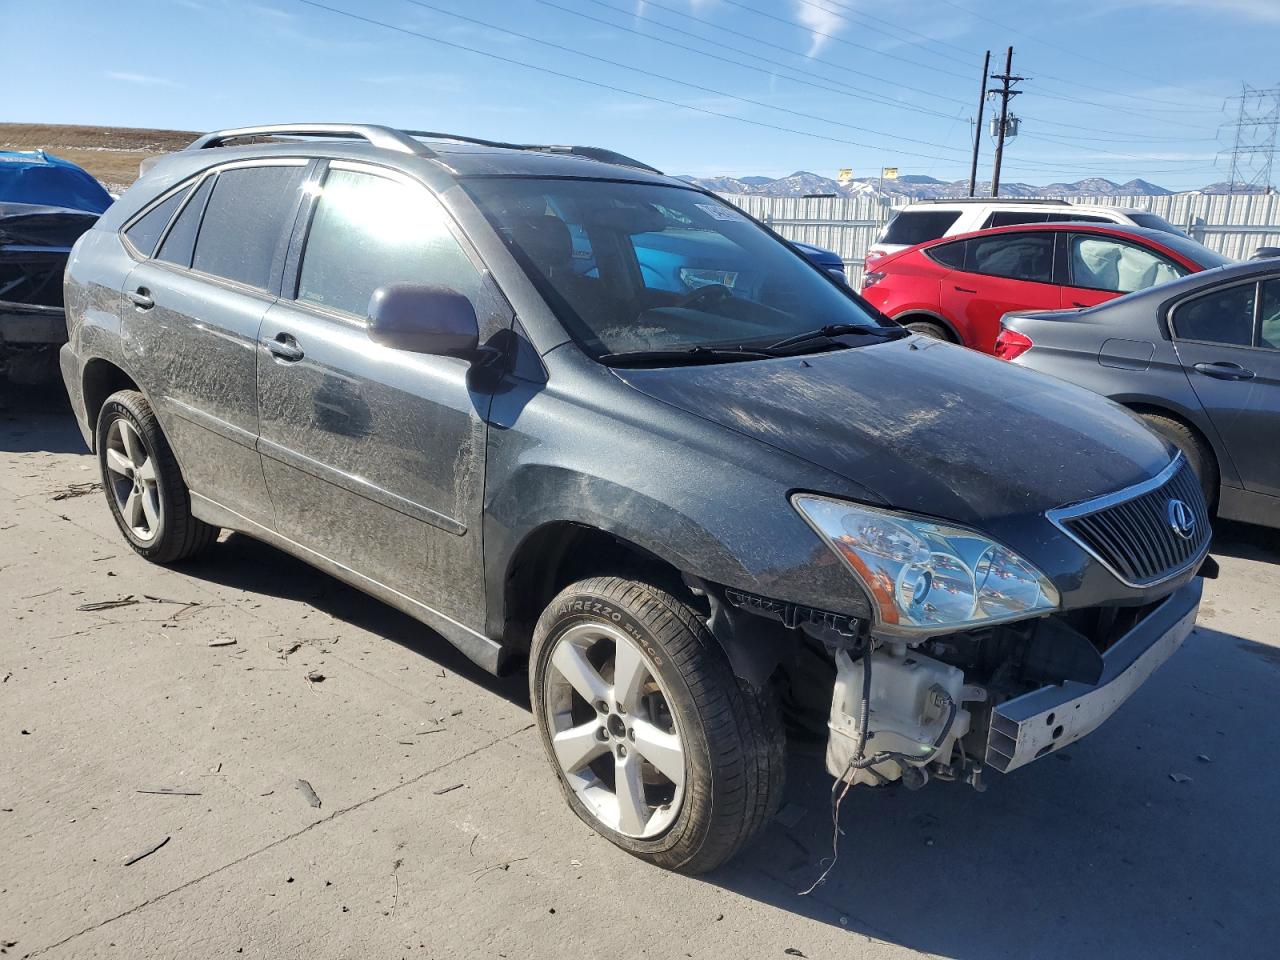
[25,723,535,958]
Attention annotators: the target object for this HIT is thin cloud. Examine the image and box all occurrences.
[793,0,843,57]
[105,71,181,88]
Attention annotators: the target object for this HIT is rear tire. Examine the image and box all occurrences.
[903,320,950,341]
[530,576,784,874]
[1139,412,1218,508]
[96,389,219,563]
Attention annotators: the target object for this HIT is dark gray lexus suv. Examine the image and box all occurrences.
[61,124,1212,874]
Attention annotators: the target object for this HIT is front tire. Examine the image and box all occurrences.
[96,389,219,563]
[904,319,950,341]
[530,576,784,874]
[1139,412,1218,508]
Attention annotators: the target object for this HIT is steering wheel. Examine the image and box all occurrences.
[677,283,734,310]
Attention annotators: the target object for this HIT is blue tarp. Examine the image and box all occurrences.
[0,151,113,214]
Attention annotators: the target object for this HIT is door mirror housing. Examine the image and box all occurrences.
[367,283,479,359]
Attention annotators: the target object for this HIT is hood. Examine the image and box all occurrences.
[791,240,843,268]
[614,337,1172,526]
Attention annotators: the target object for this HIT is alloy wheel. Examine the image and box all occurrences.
[104,417,162,543]
[542,622,686,839]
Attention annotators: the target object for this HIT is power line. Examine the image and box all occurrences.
[807,0,981,60]
[788,0,977,67]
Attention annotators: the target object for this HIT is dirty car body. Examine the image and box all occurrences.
[0,152,111,383]
[60,125,1212,873]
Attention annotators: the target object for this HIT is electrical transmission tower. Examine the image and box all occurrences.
[1223,84,1280,195]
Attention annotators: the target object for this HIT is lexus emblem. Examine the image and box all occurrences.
[1167,499,1196,541]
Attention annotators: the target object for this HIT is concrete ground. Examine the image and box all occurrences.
[2,384,1278,960]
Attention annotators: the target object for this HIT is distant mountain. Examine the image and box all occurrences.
[676,170,1203,200]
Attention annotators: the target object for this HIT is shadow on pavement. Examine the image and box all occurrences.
[706,622,1280,959]
[1212,519,1280,564]
[177,531,530,710]
[0,381,83,454]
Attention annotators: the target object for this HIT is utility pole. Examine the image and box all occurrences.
[968,50,991,197]
[988,46,1022,198]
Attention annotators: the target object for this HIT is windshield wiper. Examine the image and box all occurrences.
[765,322,904,352]
[598,344,777,367]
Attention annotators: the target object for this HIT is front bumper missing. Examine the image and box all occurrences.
[985,577,1202,773]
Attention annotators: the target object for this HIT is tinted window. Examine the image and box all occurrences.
[156,176,213,268]
[1069,235,1184,293]
[880,210,961,246]
[191,165,305,289]
[1044,213,1112,223]
[983,211,1049,228]
[968,233,1054,283]
[124,186,190,257]
[1173,283,1255,346]
[1128,213,1186,237]
[925,240,967,270]
[297,169,483,318]
[1260,278,1280,350]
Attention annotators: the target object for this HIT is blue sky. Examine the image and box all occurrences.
[6,0,1275,189]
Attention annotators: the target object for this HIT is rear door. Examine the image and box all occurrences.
[1059,231,1188,310]
[1171,275,1280,497]
[938,231,1059,352]
[121,159,308,524]
[257,161,508,630]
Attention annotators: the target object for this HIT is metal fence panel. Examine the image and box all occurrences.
[719,192,1280,286]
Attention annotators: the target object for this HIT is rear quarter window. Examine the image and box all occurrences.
[123,185,190,257]
[190,164,306,289]
[924,240,967,270]
[880,210,961,246]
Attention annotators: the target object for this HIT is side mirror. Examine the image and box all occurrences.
[367,283,479,359]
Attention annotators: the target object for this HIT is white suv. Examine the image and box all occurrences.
[865,199,1188,266]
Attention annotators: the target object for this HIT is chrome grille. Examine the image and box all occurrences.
[1048,456,1210,588]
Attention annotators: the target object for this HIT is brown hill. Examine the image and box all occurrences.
[0,123,200,194]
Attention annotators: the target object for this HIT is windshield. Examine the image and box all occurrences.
[1128,212,1187,238]
[463,178,888,359]
[1147,230,1233,269]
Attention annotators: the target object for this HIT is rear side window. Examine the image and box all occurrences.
[982,211,1050,228]
[124,185,190,257]
[1173,283,1255,347]
[1044,213,1113,224]
[157,176,213,268]
[968,233,1054,283]
[191,165,306,289]
[925,240,966,270]
[880,210,961,246]
[296,168,483,318]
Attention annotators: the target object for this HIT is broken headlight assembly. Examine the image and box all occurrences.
[792,495,1059,636]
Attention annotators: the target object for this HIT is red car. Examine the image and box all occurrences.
[861,222,1230,354]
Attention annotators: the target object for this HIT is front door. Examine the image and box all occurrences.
[122,160,308,524]
[938,230,1060,352]
[256,162,507,630]
[1171,275,1280,498]
[1059,231,1187,310]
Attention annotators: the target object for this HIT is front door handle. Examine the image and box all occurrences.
[128,288,154,310]
[264,333,304,362]
[953,286,978,294]
[1193,361,1254,381]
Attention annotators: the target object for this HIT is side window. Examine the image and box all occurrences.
[879,210,961,246]
[297,168,483,318]
[925,240,967,270]
[156,176,213,268]
[982,211,1049,228]
[191,165,306,289]
[1044,213,1113,223]
[124,185,191,257]
[1069,235,1185,293]
[1259,278,1280,350]
[1173,283,1256,347]
[968,233,1054,283]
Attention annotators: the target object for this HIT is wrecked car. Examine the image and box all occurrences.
[0,150,111,384]
[60,124,1212,874]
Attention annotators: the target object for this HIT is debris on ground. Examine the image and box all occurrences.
[279,642,303,659]
[296,779,322,808]
[124,836,170,866]
[208,638,237,648]
[1170,773,1193,783]
[469,857,528,881]
[432,783,464,796]
[77,596,139,612]
[1197,754,1212,763]
[51,481,100,501]
[137,788,202,796]
[784,950,807,958]
[306,671,325,683]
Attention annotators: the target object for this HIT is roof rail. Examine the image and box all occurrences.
[403,130,662,174]
[187,124,433,157]
[917,197,1071,205]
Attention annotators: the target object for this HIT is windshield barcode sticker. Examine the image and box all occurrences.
[695,202,745,222]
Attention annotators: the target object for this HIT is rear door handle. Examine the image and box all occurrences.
[1193,361,1254,381]
[128,288,154,310]
[264,333,304,362]
[953,286,978,294]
